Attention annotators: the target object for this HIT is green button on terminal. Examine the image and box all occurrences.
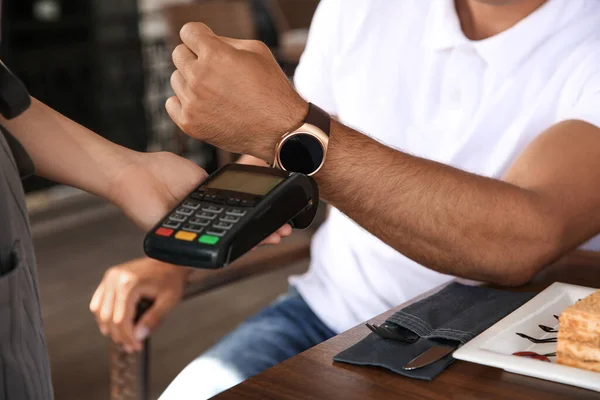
[199,235,220,245]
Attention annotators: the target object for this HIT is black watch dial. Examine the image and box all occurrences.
[279,133,324,175]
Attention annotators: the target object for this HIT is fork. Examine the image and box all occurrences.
[365,322,419,343]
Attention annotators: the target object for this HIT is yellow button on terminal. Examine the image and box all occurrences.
[175,231,197,241]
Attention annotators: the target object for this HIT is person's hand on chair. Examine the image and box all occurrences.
[90,227,293,353]
[90,257,189,353]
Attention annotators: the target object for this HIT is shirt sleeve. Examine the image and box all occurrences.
[557,53,600,129]
[293,0,342,115]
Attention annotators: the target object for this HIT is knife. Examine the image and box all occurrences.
[403,345,456,370]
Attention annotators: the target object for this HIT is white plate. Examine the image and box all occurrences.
[453,282,600,392]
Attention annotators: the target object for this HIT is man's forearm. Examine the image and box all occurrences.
[1,98,137,199]
[315,121,564,285]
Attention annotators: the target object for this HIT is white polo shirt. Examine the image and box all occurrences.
[289,0,600,334]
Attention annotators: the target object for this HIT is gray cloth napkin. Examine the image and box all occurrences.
[333,282,535,380]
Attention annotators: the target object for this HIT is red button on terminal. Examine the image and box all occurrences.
[156,227,174,237]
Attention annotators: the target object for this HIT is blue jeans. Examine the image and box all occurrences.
[160,288,336,399]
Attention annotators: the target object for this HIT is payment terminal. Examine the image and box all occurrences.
[143,164,319,269]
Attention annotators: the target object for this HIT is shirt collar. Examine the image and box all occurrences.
[423,0,567,76]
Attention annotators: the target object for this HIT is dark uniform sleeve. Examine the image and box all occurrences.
[0,126,53,399]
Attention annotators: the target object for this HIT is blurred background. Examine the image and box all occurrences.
[0,0,319,398]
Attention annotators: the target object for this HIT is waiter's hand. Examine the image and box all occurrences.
[166,23,309,162]
[108,151,206,231]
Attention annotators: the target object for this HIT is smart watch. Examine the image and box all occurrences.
[273,103,330,176]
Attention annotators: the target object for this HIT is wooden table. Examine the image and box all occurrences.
[215,251,600,400]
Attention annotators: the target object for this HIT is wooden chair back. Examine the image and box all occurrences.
[268,0,320,33]
[163,1,257,46]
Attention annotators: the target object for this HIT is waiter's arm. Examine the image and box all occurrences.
[0,97,209,230]
[1,98,138,199]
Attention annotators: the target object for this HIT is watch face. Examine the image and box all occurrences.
[279,133,324,175]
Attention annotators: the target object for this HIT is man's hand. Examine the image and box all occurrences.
[90,258,188,353]
[166,23,308,162]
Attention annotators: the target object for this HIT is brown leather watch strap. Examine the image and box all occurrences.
[305,103,330,136]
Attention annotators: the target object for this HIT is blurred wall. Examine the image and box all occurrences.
[1,0,148,191]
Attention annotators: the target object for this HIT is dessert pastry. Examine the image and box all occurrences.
[557,290,600,372]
